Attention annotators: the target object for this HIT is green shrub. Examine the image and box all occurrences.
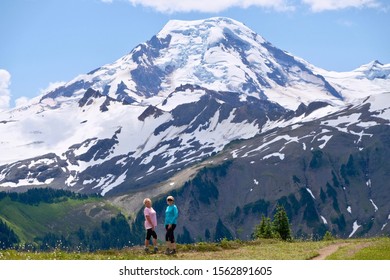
[322,231,334,241]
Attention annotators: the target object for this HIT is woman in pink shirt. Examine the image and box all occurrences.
[143,198,158,253]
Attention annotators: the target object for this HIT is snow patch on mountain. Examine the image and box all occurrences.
[349,221,362,238]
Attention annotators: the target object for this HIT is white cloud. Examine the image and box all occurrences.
[128,0,295,13]
[105,0,386,13]
[0,69,11,110]
[12,81,66,109]
[15,97,31,108]
[302,0,381,12]
[40,81,66,95]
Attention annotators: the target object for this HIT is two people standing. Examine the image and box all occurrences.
[143,195,179,255]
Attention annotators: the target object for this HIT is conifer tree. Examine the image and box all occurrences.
[253,215,274,239]
[273,204,292,241]
[253,205,292,241]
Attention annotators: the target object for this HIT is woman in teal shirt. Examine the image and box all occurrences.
[165,195,179,255]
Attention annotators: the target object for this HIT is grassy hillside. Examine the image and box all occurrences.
[0,194,119,243]
[1,237,389,260]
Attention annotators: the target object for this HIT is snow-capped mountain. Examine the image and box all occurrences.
[0,17,389,202]
[41,17,345,108]
[314,60,390,101]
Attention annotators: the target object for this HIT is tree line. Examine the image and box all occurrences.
[0,188,99,205]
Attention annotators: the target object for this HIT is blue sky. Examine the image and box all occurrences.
[0,0,389,109]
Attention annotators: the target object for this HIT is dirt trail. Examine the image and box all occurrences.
[311,242,349,260]
[311,241,372,260]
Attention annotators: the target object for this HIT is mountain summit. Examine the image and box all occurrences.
[42,17,342,109]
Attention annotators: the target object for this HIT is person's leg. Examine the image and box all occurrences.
[152,230,158,253]
[165,225,177,254]
[145,229,152,252]
[170,225,176,254]
[165,225,174,254]
[165,225,170,253]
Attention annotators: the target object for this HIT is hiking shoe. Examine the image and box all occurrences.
[165,249,176,255]
[144,247,149,253]
[153,247,158,254]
